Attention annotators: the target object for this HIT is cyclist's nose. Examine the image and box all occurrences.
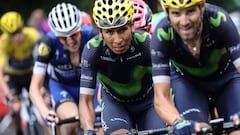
[113,33,123,44]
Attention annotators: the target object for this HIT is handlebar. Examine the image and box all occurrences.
[122,118,238,135]
[57,116,80,125]
[122,127,169,135]
[198,118,238,134]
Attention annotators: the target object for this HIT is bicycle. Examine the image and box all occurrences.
[121,118,239,135]
[21,89,46,135]
[50,111,102,135]
[0,89,46,135]
[121,128,169,135]
[198,118,239,135]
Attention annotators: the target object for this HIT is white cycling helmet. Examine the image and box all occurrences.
[48,3,82,37]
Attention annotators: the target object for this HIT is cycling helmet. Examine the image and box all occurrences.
[93,0,134,29]
[48,3,82,37]
[81,11,93,26]
[0,11,23,34]
[161,0,203,10]
[132,0,152,32]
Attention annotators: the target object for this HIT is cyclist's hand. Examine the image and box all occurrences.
[84,130,96,135]
[230,112,240,125]
[173,119,196,135]
[45,110,59,126]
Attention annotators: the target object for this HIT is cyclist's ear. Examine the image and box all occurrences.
[130,23,134,33]
[200,0,206,14]
[97,28,102,33]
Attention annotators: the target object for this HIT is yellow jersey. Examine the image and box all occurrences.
[0,27,40,75]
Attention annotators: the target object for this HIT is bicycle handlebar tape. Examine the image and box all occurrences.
[84,130,96,135]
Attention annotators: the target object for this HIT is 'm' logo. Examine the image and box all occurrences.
[209,12,227,28]
[157,27,174,42]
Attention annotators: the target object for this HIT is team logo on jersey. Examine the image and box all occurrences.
[38,43,49,56]
[157,27,174,41]
[209,12,226,28]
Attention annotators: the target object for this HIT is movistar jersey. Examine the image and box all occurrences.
[80,30,153,101]
[151,4,240,83]
[33,25,97,86]
[0,27,40,75]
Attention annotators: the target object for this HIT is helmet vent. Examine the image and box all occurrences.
[109,17,113,23]
[186,0,192,5]
[109,9,113,15]
[120,0,124,4]
[121,7,125,12]
[115,5,119,10]
[172,1,177,6]
[123,11,128,17]
[108,0,113,5]
[103,0,106,4]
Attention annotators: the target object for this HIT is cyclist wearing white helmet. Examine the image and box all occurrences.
[29,3,98,135]
[79,0,166,135]
[151,0,240,134]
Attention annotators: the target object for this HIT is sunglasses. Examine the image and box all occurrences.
[58,32,80,41]
[10,28,23,36]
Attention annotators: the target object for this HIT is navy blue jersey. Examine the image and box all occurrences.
[80,30,153,101]
[151,4,240,83]
[33,25,97,86]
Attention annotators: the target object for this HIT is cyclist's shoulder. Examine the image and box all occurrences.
[204,3,228,13]
[85,34,103,49]
[132,30,151,42]
[203,3,231,22]
[22,27,40,41]
[0,33,9,46]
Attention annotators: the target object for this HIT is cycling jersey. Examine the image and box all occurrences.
[80,29,167,133]
[80,30,153,102]
[151,4,240,83]
[0,27,40,75]
[151,3,240,130]
[33,25,97,86]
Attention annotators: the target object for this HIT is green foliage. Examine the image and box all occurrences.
[0,0,238,23]
[0,0,94,22]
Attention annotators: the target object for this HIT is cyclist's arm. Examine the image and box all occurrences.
[154,82,182,125]
[29,73,49,119]
[0,66,12,100]
[79,93,95,130]
[97,84,102,104]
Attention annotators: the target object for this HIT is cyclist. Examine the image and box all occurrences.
[0,11,40,135]
[150,0,166,34]
[29,3,98,135]
[151,0,240,134]
[132,0,152,33]
[79,0,166,135]
[28,8,50,37]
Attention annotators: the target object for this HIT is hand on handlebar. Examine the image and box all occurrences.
[230,112,240,126]
[173,118,209,135]
[45,110,59,126]
[172,118,196,135]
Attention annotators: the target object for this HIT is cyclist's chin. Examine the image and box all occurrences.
[67,45,80,52]
[112,49,127,55]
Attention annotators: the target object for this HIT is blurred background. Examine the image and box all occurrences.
[0,0,239,24]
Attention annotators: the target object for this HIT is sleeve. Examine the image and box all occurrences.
[208,5,240,67]
[80,37,101,95]
[0,38,8,68]
[150,20,172,84]
[33,35,53,75]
